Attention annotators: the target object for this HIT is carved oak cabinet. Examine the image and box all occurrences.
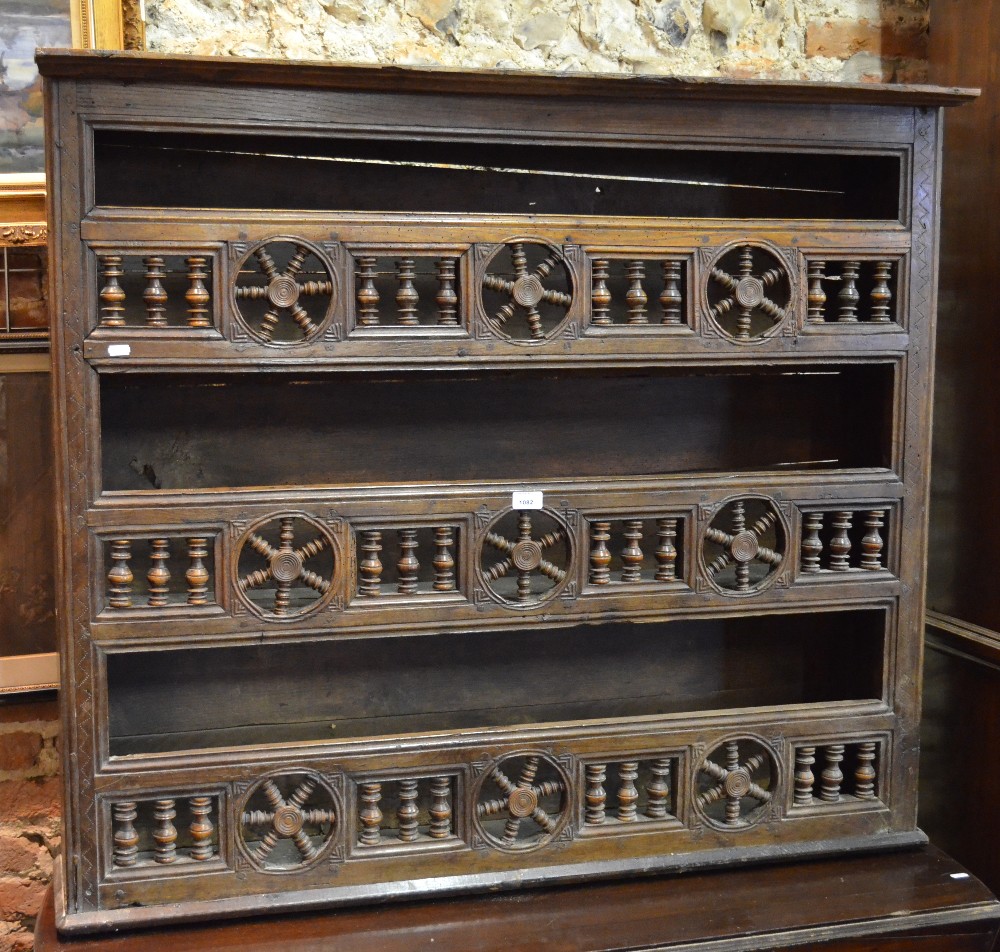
[38,51,974,933]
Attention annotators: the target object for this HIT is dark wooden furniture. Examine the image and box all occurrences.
[919,0,1000,900]
[34,845,1000,951]
[921,613,1000,895]
[38,50,975,933]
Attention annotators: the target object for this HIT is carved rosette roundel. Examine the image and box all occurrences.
[480,240,574,342]
[236,513,338,620]
[695,737,776,830]
[701,496,785,595]
[474,752,571,852]
[233,238,335,344]
[239,771,338,872]
[478,508,573,608]
[705,243,792,341]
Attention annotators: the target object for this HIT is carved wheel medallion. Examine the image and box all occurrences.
[702,496,785,595]
[706,243,792,341]
[475,752,571,852]
[233,238,335,344]
[481,240,574,342]
[479,509,572,608]
[239,771,338,871]
[236,513,338,619]
[695,738,775,830]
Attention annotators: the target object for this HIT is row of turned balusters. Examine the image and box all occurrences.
[97,254,894,329]
[794,743,878,804]
[107,538,211,608]
[807,260,894,323]
[99,255,211,328]
[358,778,454,845]
[591,259,684,325]
[112,797,216,867]
[105,511,880,608]
[111,745,874,867]
[585,759,674,824]
[356,257,459,326]
[358,527,456,595]
[589,518,679,584]
[801,510,886,573]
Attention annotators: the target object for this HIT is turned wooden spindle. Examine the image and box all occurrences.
[591,259,612,325]
[870,261,893,323]
[617,762,639,821]
[153,799,177,864]
[516,512,534,603]
[621,520,644,582]
[829,511,853,571]
[108,540,133,609]
[854,742,877,800]
[645,759,671,819]
[435,258,459,326]
[99,254,127,327]
[654,518,678,581]
[142,256,168,327]
[356,256,380,326]
[807,260,827,323]
[585,763,607,824]
[273,518,296,616]
[186,537,210,605]
[396,259,419,326]
[112,801,139,867]
[432,526,456,592]
[625,261,648,324]
[794,746,816,805]
[358,782,382,846]
[188,796,214,861]
[185,256,211,328]
[819,745,844,802]
[359,530,383,596]
[147,538,171,607]
[397,529,420,594]
[589,521,612,585]
[860,510,885,570]
[735,246,755,340]
[659,260,683,325]
[801,512,824,573]
[397,779,420,841]
[428,777,452,838]
[837,261,860,322]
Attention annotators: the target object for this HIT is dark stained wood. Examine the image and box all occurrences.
[927,0,1000,631]
[0,370,56,657]
[34,49,979,106]
[104,613,887,754]
[34,846,1000,951]
[40,55,971,933]
[920,0,1000,903]
[97,368,893,490]
[920,612,1000,897]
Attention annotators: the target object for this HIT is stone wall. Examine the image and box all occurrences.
[147,0,929,82]
[0,698,60,951]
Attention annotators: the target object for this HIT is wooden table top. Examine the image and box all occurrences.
[36,845,1000,951]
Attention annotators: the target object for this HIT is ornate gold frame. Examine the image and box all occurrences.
[0,0,138,692]
[0,0,142,246]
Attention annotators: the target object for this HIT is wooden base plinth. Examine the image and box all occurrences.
[36,846,1000,951]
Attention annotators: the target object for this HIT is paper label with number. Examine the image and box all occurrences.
[512,490,543,510]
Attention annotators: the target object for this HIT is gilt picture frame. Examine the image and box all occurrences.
[0,0,136,694]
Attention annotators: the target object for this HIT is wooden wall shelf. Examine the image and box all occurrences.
[39,50,974,934]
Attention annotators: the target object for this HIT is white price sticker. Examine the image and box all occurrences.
[107,343,131,357]
[512,490,543,510]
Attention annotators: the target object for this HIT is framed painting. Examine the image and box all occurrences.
[0,0,136,695]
